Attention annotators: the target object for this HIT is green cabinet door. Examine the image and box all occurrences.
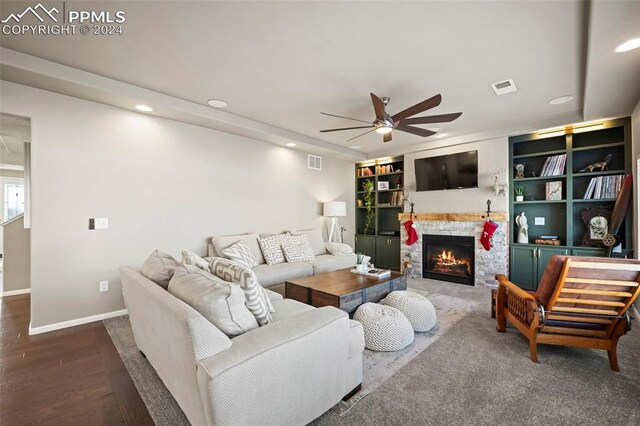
[538,247,569,278]
[375,237,390,269]
[510,246,537,291]
[389,238,401,271]
[571,248,605,257]
[355,235,376,264]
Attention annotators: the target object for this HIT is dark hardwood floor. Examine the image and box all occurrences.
[0,294,154,425]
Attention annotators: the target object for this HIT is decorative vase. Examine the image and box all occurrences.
[516,195,524,202]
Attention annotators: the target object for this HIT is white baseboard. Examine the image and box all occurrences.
[28,308,128,335]
[0,288,31,297]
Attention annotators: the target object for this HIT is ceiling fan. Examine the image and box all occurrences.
[320,93,462,143]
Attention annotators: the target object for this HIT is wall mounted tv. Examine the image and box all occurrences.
[414,150,478,191]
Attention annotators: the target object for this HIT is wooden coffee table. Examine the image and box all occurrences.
[285,268,407,315]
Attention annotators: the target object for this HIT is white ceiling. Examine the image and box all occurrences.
[0,1,639,158]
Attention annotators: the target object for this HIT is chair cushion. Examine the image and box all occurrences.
[212,233,265,265]
[208,257,274,326]
[168,265,258,337]
[309,254,357,275]
[220,240,260,268]
[141,250,181,289]
[291,229,327,256]
[251,262,313,287]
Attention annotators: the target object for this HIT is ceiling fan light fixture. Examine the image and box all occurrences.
[614,37,640,53]
[375,126,393,135]
[207,99,228,108]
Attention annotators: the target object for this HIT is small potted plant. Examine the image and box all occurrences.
[356,253,367,273]
[514,186,524,202]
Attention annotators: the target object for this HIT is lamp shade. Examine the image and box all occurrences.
[323,201,347,217]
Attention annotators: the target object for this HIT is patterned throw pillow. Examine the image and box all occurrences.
[181,250,209,271]
[220,240,259,268]
[208,257,274,325]
[282,236,315,263]
[258,234,288,265]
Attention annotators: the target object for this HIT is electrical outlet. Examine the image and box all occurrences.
[95,218,109,229]
[534,217,545,226]
[99,280,109,292]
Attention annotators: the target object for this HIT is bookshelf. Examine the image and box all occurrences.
[354,155,404,271]
[508,117,632,290]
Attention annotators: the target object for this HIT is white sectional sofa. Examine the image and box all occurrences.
[120,266,364,426]
[208,230,357,288]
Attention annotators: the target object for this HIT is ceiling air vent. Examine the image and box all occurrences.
[308,154,322,171]
[491,79,517,96]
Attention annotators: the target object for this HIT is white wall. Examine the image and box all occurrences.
[403,137,509,213]
[632,98,640,259]
[0,81,355,329]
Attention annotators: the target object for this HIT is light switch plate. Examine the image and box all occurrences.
[534,217,545,226]
[99,280,109,292]
[94,218,109,229]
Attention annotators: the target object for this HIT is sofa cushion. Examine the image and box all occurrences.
[212,233,265,265]
[208,257,274,326]
[182,250,209,271]
[252,262,314,287]
[348,320,365,358]
[291,229,327,256]
[141,250,181,289]
[168,264,258,337]
[309,254,357,275]
[258,234,289,265]
[264,288,284,301]
[220,240,260,268]
[282,238,315,263]
[271,298,315,321]
[325,242,354,256]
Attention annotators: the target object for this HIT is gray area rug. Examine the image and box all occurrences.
[103,284,474,425]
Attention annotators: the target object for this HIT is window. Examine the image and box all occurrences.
[4,183,25,221]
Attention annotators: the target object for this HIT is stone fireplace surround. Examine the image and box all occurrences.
[399,212,509,288]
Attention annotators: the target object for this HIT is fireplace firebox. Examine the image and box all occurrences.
[422,234,475,286]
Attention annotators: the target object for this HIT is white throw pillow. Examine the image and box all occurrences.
[168,265,258,337]
[212,233,265,264]
[208,257,275,326]
[258,234,289,265]
[291,229,327,256]
[282,236,315,263]
[220,240,259,268]
[325,242,355,256]
[181,250,209,271]
[141,250,180,289]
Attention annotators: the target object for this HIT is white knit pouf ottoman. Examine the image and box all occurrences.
[353,303,414,351]
[384,291,437,332]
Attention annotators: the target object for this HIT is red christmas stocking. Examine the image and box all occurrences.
[404,220,419,246]
[480,220,498,251]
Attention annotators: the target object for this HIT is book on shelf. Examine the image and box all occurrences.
[540,154,567,176]
[390,190,404,206]
[582,174,623,199]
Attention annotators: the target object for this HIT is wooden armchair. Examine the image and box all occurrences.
[496,256,640,371]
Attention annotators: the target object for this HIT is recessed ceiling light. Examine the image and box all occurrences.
[614,37,640,53]
[427,127,440,132]
[285,143,296,147]
[548,96,574,105]
[207,99,228,108]
[134,104,153,112]
[436,133,448,138]
[350,145,362,149]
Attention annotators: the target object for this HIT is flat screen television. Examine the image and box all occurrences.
[414,150,478,191]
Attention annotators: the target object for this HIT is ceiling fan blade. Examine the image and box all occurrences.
[383,132,392,143]
[320,112,372,125]
[348,128,376,142]
[370,93,386,121]
[392,94,442,122]
[396,124,436,137]
[402,112,462,125]
[320,125,374,133]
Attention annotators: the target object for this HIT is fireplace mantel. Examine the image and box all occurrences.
[398,212,508,222]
